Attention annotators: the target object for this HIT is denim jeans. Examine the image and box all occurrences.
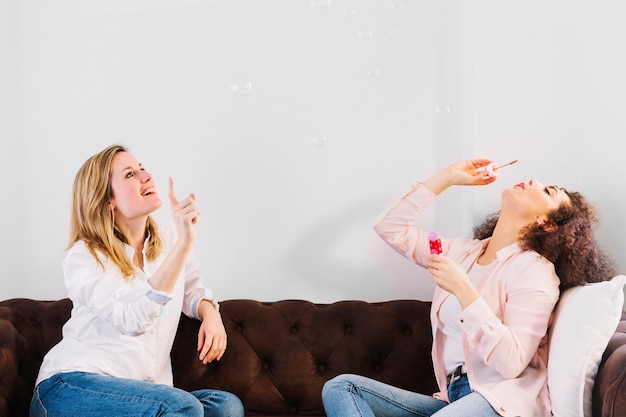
[30,372,244,417]
[321,373,500,417]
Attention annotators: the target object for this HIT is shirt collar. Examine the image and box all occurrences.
[122,231,151,258]
[480,238,523,262]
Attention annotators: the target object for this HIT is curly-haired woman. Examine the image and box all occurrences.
[322,159,615,417]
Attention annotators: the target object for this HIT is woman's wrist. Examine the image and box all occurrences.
[423,167,455,195]
[457,284,480,310]
[198,298,219,320]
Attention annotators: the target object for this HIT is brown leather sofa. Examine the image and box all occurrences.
[1,297,624,417]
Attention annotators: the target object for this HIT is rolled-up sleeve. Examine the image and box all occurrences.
[374,182,443,267]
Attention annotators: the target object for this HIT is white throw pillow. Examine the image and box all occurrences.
[548,275,626,417]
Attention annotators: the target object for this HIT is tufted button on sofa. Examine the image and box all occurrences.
[1,297,625,417]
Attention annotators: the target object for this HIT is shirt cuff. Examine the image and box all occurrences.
[115,281,172,305]
[458,297,491,329]
[403,182,438,208]
[146,288,173,305]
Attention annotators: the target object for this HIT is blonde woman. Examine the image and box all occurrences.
[30,145,243,417]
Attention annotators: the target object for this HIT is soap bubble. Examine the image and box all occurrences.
[358,28,374,40]
[231,80,253,98]
[312,132,328,146]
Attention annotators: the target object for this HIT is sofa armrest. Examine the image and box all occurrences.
[593,311,626,417]
[0,298,72,417]
[0,315,21,417]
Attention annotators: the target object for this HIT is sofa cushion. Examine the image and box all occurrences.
[548,275,626,417]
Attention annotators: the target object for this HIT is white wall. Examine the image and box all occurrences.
[0,0,22,293]
[1,0,624,304]
[468,0,626,268]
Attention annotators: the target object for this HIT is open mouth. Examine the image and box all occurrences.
[515,182,525,189]
[141,188,155,196]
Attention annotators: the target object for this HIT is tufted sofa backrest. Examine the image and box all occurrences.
[171,299,437,416]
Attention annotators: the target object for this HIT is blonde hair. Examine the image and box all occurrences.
[68,144,163,278]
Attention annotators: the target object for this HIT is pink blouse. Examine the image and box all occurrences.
[374,182,560,417]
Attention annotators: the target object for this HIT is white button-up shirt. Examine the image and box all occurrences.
[36,222,216,387]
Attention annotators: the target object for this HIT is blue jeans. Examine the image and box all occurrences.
[321,373,500,417]
[30,372,244,417]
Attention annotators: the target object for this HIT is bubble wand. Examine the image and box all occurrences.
[478,159,518,177]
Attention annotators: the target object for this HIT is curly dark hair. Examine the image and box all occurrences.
[473,188,616,292]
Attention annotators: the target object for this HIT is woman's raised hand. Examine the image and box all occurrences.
[447,159,499,186]
[424,159,498,195]
[169,177,200,243]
